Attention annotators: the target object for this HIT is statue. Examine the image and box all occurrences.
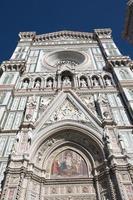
[22,80,29,89]
[34,80,41,89]
[80,79,87,87]
[47,79,53,88]
[93,78,99,86]
[28,128,33,145]
[103,111,111,119]
[11,131,21,154]
[25,95,37,122]
[105,77,112,86]
[40,97,51,108]
[118,134,125,151]
[63,76,71,87]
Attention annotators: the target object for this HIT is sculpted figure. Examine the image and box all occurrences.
[63,76,71,87]
[47,79,53,88]
[105,77,112,86]
[12,131,21,154]
[80,78,87,87]
[25,95,37,121]
[28,128,33,144]
[93,77,99,86]
[34,80,41,89]
[22,80,29,89]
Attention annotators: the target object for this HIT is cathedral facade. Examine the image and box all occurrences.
[0,29,133,200]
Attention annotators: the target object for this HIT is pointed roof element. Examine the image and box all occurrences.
[35,90,102,133]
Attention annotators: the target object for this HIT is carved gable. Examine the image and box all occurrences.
[35,90,102,132]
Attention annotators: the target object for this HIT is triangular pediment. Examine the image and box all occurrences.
[35,90,102,133]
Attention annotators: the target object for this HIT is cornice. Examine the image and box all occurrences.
[35,30,94,42]
[94,28,112,39]
[107,56,132,67]
[18,29,113,43]
[1,60,26,74]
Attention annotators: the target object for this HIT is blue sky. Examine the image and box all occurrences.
[0,0,132,62]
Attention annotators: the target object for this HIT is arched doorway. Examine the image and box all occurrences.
[24,125,111,200]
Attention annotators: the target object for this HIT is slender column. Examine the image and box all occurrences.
[29,79,34,90]
[16,172,25,200]
[94,170,101,200]
[111,166,127,200]
[39,182,44,200]
[105,166,116,200]
[43,77,47,88]
[1,174,10,200]
[87,75,91,88]
[128,165,133,183]
[57,74,61,89]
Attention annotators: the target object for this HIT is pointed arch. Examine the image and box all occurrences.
[29,121,105,169]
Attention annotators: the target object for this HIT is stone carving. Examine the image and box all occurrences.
[49,100,88,123]
[47,79,53,88]
[80,78,87,87]
[22,80,29,89]
[40,97,51,109]
[81,95,95,111]
[62,77,71,87]
[43,196,96,200]
[120,172,130,181]
[97,94,112,120]
[105,77,112,86]
[12,131,21,154]
[25,95,37,122]
[56,60,78,69]
[118,134,126,153]
[36,138,55,163]
[34,80,41,89]
[43,184,95,195]
[9,176,19,184]
[28,127,33,144]
[12,128,33,155]
[93,77,99,86]
[7,187,16,200]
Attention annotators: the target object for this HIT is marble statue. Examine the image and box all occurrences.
[80,79,87,87]
[93,78,99,86]
[25,96,37,121]
[34,80,41,89]
[22,80,29,89]
[63,76,71,87]
[47,79,53,88]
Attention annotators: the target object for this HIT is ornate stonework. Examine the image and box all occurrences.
[0,29,133,200]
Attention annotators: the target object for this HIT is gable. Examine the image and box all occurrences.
[35,90,102,133]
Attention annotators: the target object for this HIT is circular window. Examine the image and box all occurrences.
[44,50,86,68]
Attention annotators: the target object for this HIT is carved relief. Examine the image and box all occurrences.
[120,172,130,182]
[7,187,17,200]
[25,95,38,122]
[49,100,89,123]
[39,96,52,115]
[81,95,96,114]
[9,176,19,185]
[62,76,72,87]
[12,128,33,155]
[43,184,96,195]
[97,93,112,120]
